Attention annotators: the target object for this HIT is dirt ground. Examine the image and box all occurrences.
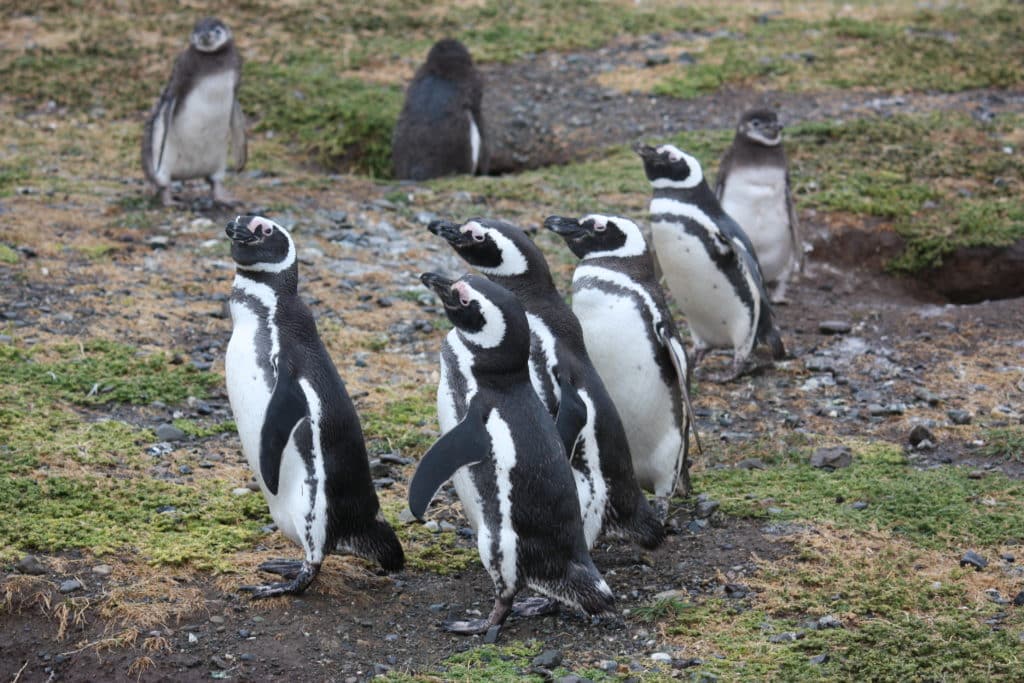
[2,38,1023,683]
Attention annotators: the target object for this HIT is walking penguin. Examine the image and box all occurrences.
[715,108,802,303]
[392,38,488,180]
[637,143,786,382]
[545,213,700,515]
[142,17,247,206]
[224,215,403,597]
[428,217,665,548]
[411,272,615,639]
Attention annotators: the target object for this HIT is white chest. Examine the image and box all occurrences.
[469,112,481,173]
[720,166,792,280]
[163,70,237,178]
[225,300,274,475]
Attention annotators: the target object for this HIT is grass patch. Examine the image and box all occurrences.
[0,475,267,569]
[171,418,236,439]
[0,245,20,264]
[362,389,438,457]
[980,426,1024,461]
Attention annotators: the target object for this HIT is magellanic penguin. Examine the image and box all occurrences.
[544,213,701,517]
[392,38,488,180]
[224,215,403,597]
[636,143,786,383]
[428,217,665,549]
[715,108,803,303]
[142,17,247,207]
[411,272,614,638]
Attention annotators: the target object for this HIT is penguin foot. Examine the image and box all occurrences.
[210,180,239,207]
[511,596,559,618]
[157,187,179,207]
[256,558,304,579]
[240,560,319,598]
[653,496,671,524]
[443,617,493,635]
[444,596,512,638]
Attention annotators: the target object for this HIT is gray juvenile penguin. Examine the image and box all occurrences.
[392,39,488,180]
[637,143,786,382]
[225,215,403,597]
[545,213,700,517]
[142,17,246,206]
[411,272,614,639]
[428,217,665,549]
[715,108,802,303]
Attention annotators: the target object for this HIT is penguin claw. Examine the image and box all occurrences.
[239,560,319,598]
[257,558,304,579]
[442,618,493,635]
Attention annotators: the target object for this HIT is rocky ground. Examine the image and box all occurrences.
[2,35,1024,683]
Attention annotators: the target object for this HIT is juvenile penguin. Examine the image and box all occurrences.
[392,38,488,180]
[545,213,700,515]
[225,215,403,597]
[142,17,246,206]
[411,272,614,638]
[637,143,786,382]
[715,108,802,303]
[428,218,665,549]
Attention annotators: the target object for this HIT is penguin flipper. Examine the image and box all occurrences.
[554,376,587,458]
[785,169,804,274]
[409,399,490,520]
[259,359,309,495]
[230,98,247,171]
[656,322,702,457]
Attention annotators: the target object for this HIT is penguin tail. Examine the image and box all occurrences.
[347,519,405,573]
[534,562,616,617]
[615,497,666,550]
[765,325,787,360]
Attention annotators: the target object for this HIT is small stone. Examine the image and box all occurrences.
[533,649,563,668]
[155,423,187,442]
[947,409,972,425]
[766,507,784,515]
[187,632,198,643]
[424,520,441,533]
[246,480,260,492]
[737,458,766,470]
[59,579,82,593]
[804,356,835,373]
[1013,591,1024,606]
[555,676,587,683]
[810,446,852,470]
[483,625,501,644]
[1001,554,1016,563]
[398,508,417,524]
[178,465,193,475]
[810,653,829,665]
[428,603,447,613]
[819,320,852,334]
[209,615,225,624]
[913,387,941,405]
[968,470,985,479]
[695,499,720,518]
[600,660,619,673]
[817,615,843,629]
[240,653,255,662]
[687,519,708,533]
[238,629,252,638]
[91,564,112,576]
[986,588,1008,604]
[439,521,457,533]
[15,555,47,575]
[650,652,672,663]
[674,658,703,669]
[960,550,988,571]
[231,487,251,496]
[769,631,803,643]
[851,501,869,511]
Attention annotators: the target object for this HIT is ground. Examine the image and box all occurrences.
[2,2,1024,682]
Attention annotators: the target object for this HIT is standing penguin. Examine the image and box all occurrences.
[715,108,802,303]
[392,38,488,180]
[411,272,615,638]
[428,217,665,549]
[142,17,246,207]
[544,213,700,516]
[636,143,786,382]
[224,215,403,597]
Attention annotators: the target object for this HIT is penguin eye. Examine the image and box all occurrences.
[471,231,485,243]
[459,296,471,307]
[594,222,607,233]
[260,225,273,237]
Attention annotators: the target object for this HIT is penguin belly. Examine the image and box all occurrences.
[651,222,753,350]
[161,71,237,181]
[225,303,273,481]
[720,166,791,284]
[572,287,681,496]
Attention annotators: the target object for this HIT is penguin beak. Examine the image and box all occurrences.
[225,215,260,244]
[420,272,461,308]
[543,215,584,239]
[632,142,660,160]
[427,219,474,247]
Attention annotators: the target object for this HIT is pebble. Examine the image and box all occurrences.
[246,480,260,492]
[645,53,670,67]
[231,487,251,496]
[423,520,441,533]
[737,458,766,470]
[428,603,447,613]
[238,629,252,638]
[804,356,835,373]
[819,320,852,334]
[810,653,829,665]
[533,649,563,668]
[695,499,720,518]
[769,631,803,642]
[817,615,843,629]
[1014,592,1024,606]
[91,564,112,576]
[959,550,988,571]
[155,423,188,442]
[851,501,869,511]
[483,625,501,644]
[240,653,255,662]
[209,615,225,624]
[178,465,193,475]
[555,675,588,683]
[985,588,1007,605]
[147,442,174,457]
[650,652,672,663]
[59,579,83,593]
[398,508,417,524]
[947,409,972,425]
[15,555,48,575]
[810,446,852,470]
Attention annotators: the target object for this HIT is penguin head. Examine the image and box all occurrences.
[225,215,296,273]
[191,17,233,53]
[423,39,476,78]
[420,272,529,361]
[428,218,539,280]
[737,108,783,147]
[634,143,705,190]
[544,214,647,260]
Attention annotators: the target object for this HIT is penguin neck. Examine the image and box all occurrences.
[731,137,786,168]
[580,253,656,281]
[654,181,723,218]
[233,264,299,297]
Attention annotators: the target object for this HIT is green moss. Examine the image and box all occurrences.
[172,418,237,439]
[980,427,1024,461]
[698,441,1024,548]
[0,340,217,406]
[438,641,545,681]
[0,245,20,264]
[362,389,438,456]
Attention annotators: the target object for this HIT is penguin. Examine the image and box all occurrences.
[428,217,665,549]
[392,38,488,180]
[142,17,247,207]
[544,213,701,517]
[224,215,403,597]
[411,272,614,638]
[636,143,786,382]
[715,108,803,303]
